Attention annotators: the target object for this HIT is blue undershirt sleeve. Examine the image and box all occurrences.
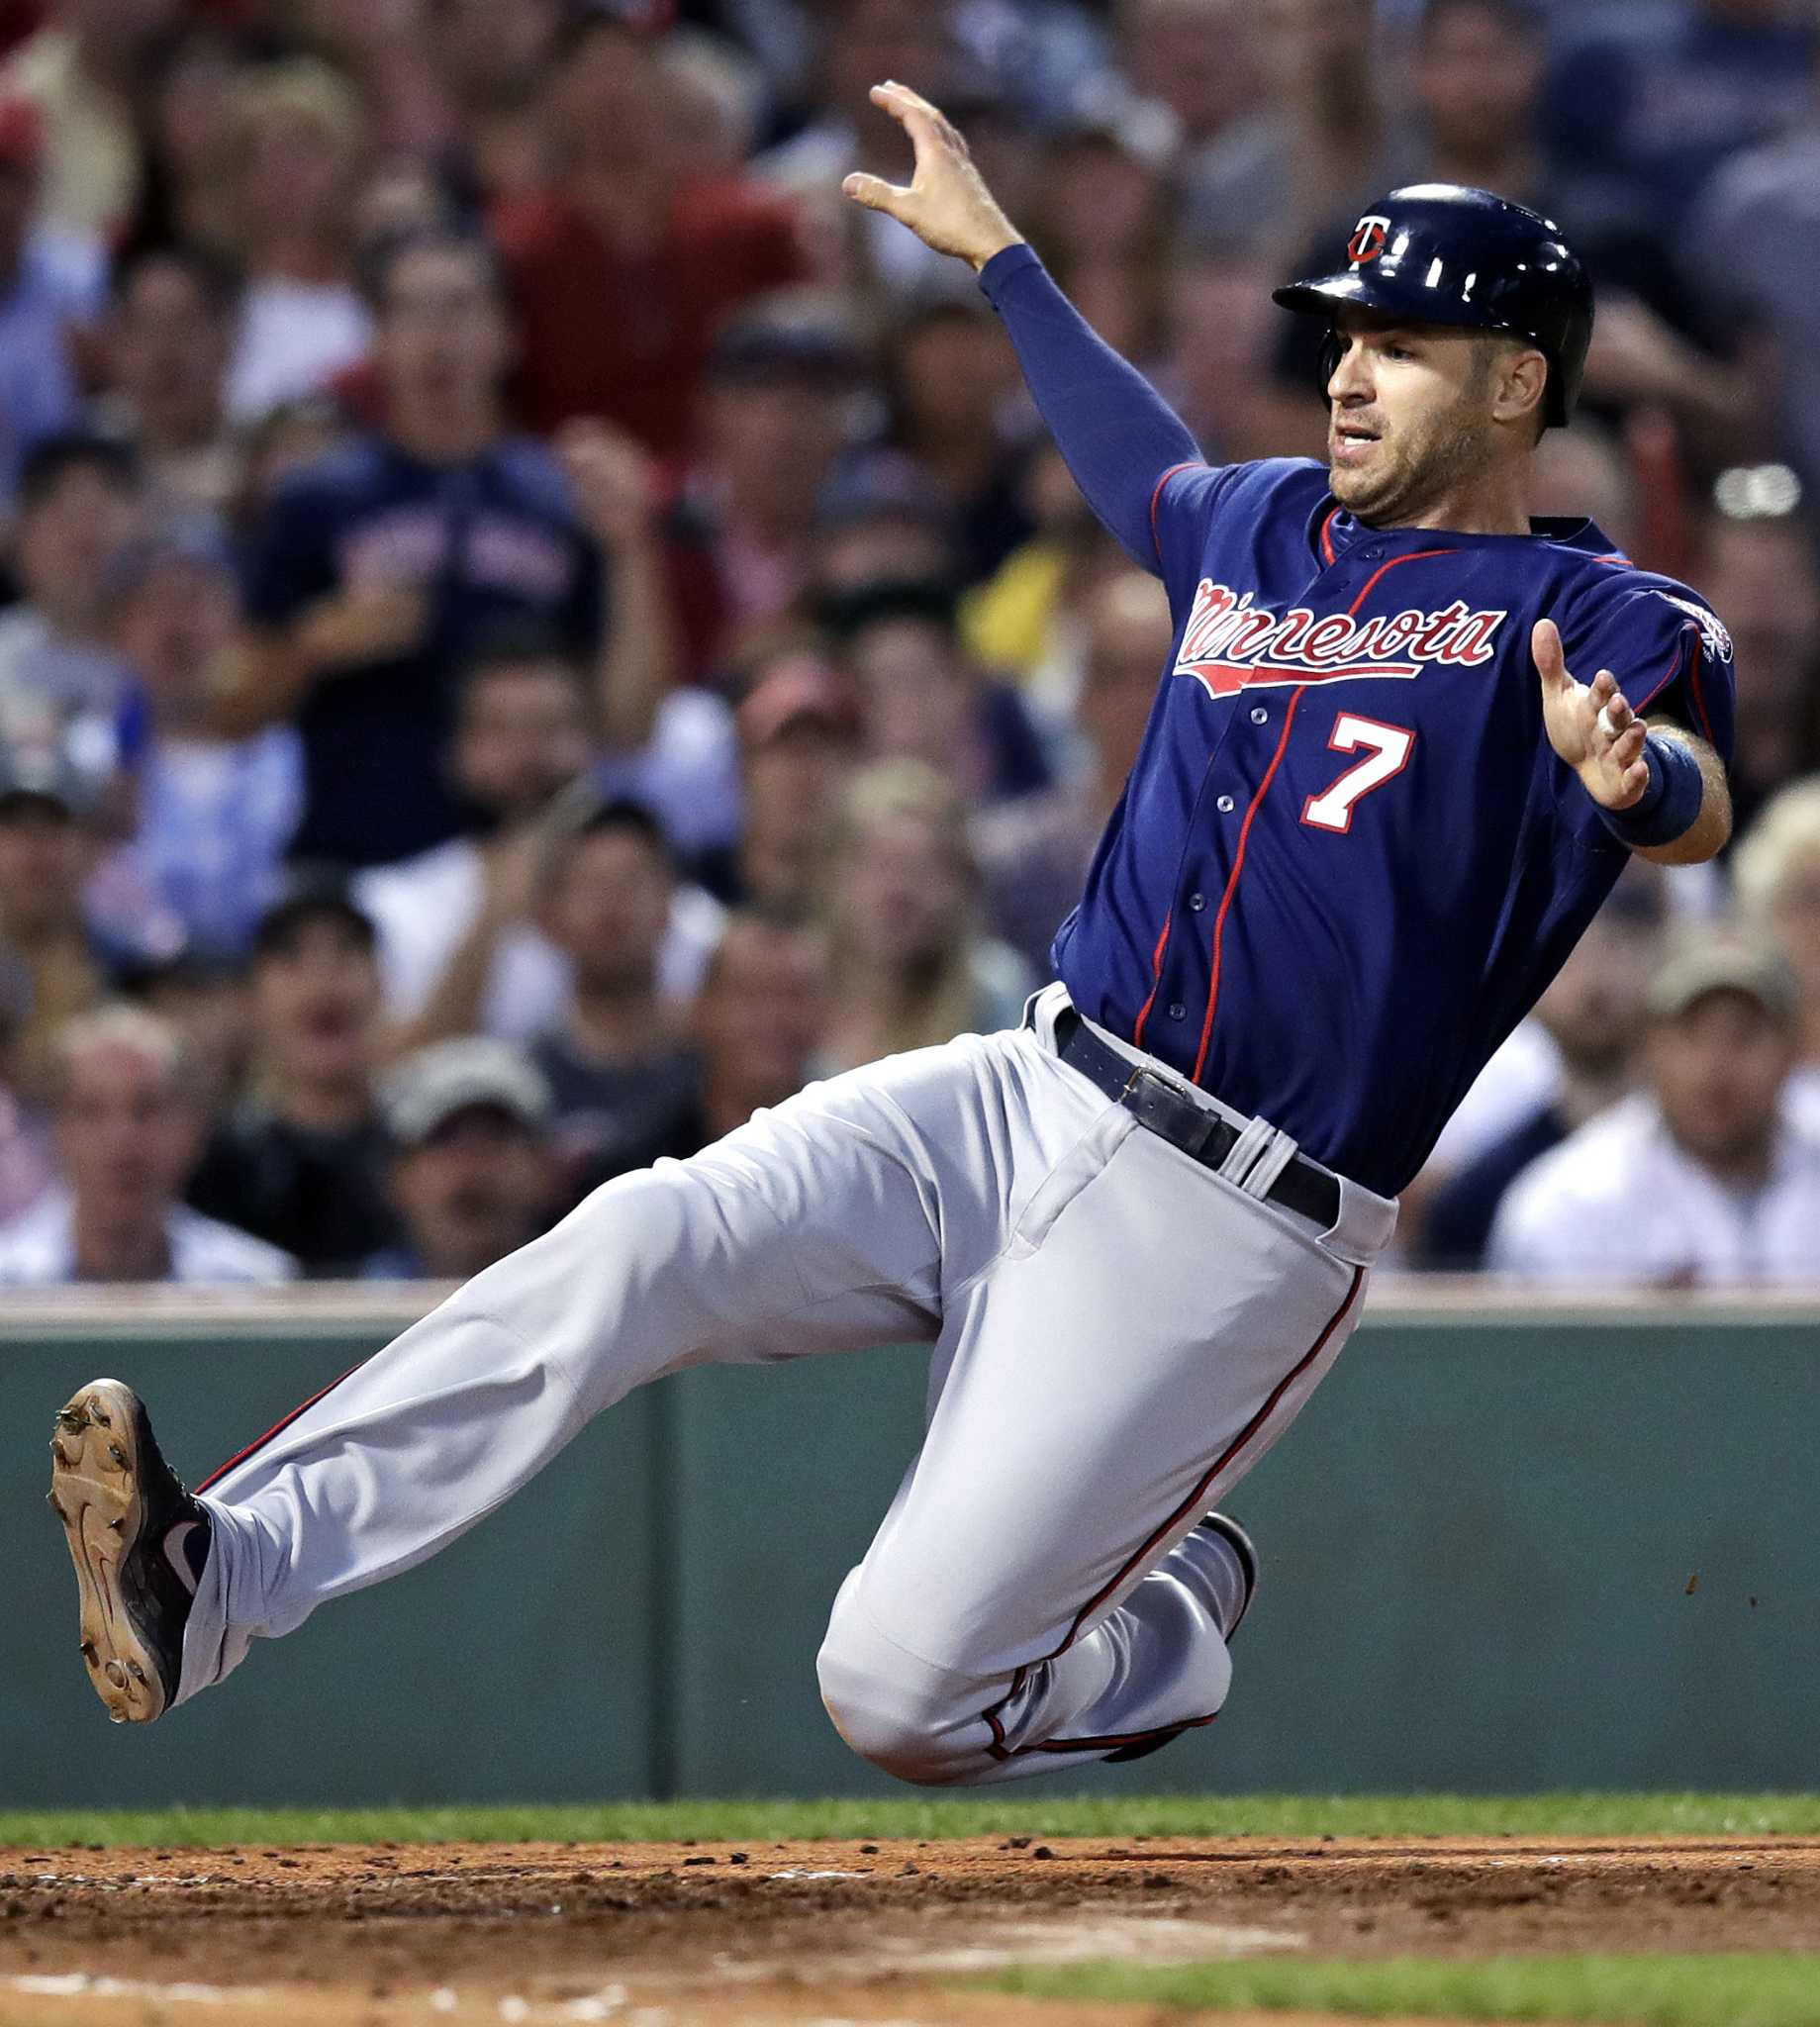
[978,242,1204,571]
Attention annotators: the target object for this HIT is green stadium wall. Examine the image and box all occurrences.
[4,1290,1816,1806]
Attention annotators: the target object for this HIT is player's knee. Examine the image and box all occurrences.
[816,1605,972,1786]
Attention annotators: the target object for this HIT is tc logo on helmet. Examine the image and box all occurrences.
[1347,215,1390,264]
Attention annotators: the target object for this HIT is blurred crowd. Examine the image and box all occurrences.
[0,0,1815,1290]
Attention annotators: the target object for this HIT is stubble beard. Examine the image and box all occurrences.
[1329,391,1494,528]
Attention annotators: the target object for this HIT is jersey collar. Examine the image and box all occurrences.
[1316,500,1615,561]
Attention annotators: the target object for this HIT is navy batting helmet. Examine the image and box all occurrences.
[1273,184,1594,428]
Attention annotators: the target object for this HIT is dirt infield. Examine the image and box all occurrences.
[4,1835,1819,2026]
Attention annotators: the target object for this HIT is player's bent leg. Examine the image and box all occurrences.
[815,1073,1390,1786]
[817,1522,1244,1786]
[143,1023,1116,1716]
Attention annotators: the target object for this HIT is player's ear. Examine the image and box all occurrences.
[1491,344,1548,435]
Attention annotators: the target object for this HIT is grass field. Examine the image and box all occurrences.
[6,1789,1820,1849]
[988,1952,1820,2025]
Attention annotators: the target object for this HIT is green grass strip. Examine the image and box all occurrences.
[985,1952,1820,2026]
[4,1793,1820,1850]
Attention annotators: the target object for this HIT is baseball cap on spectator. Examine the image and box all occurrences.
[708,298,869,388]
[252,872,378,959]
[736,655,863,749]
[0,743,100,821]
[381,1038,553,1149]
[1646,931,1800,1025]
[0,97,42,171]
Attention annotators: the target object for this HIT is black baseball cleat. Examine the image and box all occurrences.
[48,1380,209,1725]
[1197,1509,1259,1643]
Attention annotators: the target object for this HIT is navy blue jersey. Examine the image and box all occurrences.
[1051,457,1734,1195]
[243,434,605,869]
[979,244,1737,1197]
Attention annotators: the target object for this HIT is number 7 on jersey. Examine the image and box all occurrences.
[1300,713,1415,833]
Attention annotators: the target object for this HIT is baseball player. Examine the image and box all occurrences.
[50,88,1734,1784]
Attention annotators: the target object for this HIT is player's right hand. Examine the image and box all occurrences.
[843,82,1023,273]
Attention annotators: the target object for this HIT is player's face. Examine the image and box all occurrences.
[1324,314,1501,523]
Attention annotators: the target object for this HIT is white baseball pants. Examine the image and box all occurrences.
[175,987,1394,1784]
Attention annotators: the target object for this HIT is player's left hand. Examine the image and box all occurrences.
[1533,618,1649,811]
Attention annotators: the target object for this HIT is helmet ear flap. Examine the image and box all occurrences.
[1318,327,1342,399]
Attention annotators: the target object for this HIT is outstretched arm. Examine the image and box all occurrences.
[1533,619,1733,866]
[845,82,1202,569]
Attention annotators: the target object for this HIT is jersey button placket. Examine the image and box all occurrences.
[1215,795,1235,813]
[1250,706,1268,724]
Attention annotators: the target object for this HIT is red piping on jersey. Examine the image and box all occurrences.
[1318,508,1338,565]
[1130,911,1174,1049]
[196,1363,366,1494]
[1188,545,1450,1086]
[1150,461,1201,565]
[1634,629,1714,746]
[981,1263,1367,1761]
[1191,691,1303,1084]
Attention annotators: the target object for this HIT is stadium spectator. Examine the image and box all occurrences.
[691,646,863,913]
[816,758,1034,1075]
[0,1003,293,1286]
[366,1037,559,1280]
[1685,60,1820,516]
[528,794,699,1191]
[0,744,127,1099]
[1024,102,1178,362]
[1275,0,1760,462]
[0,941,51,1221]
[354,627,722,1051]
[492,10,806,455]
[107,522,300,958]
[0,94,95,510]
[1541,0,1815,238]
[824,576,1051,805]
[975,569,1172,975]
[681,908,829,1149]
[754,0,956,300]
[186,876,398,1277]
[810,455,958,603]
[126,21,246,258]
[878,292,1030,585]
[0,433,141,755]
[1693,500,1820,835]
[666,295,872,681]
[578,906,833,1193]
[117,946,253,1120]
[427,0,561,202]
[957,443,1135,719]
[1488,932,1820,1287]
[1163,242,1324,470]
[1732,775,1820,1128]
[0,0,179,241]
[97,241,240,519]
[224,58,374,424]
[213,226,669,870]
[1420,878,1666,1271]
